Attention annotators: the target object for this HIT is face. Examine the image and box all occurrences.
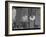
[22,15,28,22]
[29,16,35,21]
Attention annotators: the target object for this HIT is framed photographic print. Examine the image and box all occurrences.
[5,1,45,36]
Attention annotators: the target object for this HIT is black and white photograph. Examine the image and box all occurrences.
[12,7,40,30]
[5,1,45,36]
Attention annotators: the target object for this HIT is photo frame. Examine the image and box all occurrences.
[5,1,45,36]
